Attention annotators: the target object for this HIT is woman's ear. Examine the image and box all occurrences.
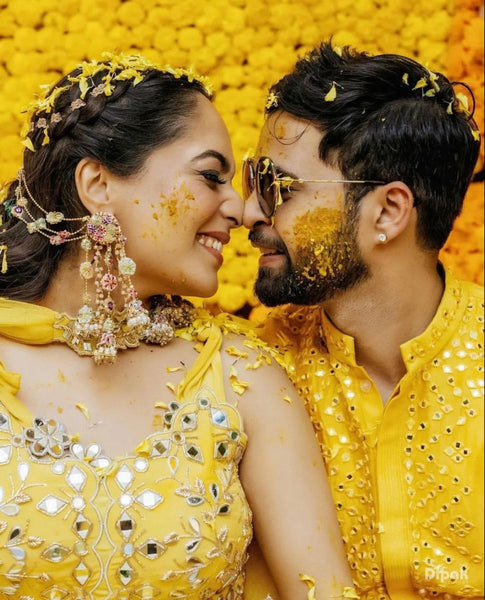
[75,158,112,215]
[373,181,415,243]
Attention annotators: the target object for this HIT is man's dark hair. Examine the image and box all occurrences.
[266,41,480,251]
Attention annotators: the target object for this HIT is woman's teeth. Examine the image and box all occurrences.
[198,236,223,252]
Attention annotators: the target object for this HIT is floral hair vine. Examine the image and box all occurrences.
[22,52,214,152]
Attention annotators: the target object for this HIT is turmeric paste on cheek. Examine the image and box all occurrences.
[157,182,196,226]
[292,205,353,279]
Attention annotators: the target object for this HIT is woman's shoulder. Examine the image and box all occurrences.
[178,307,284,367]
[186,309,298,410]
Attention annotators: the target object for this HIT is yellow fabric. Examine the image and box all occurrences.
[0,298,259,599]
[260,270,484,600]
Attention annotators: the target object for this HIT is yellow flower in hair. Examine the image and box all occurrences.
[115,68,144,86]
[412,77,427,90]
[456,93,470,114]
[266,92,278,110]
[22,137,35,152]
[325,82,338,102]
[0,245,8,274]
[428,70,440,91]
[79,77,90,99]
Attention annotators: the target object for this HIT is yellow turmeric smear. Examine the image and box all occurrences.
[293,206,345,279]
[158,181,196,226]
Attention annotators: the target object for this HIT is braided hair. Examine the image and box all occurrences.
[0,58,211,300]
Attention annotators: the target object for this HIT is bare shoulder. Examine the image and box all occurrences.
[212,313,306,435]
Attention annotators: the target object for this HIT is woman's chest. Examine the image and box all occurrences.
[0,396,251,599]
[1,338,196,457]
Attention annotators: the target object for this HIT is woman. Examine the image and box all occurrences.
[0,54,352,599]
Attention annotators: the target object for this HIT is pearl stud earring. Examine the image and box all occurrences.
[378,233,388,243]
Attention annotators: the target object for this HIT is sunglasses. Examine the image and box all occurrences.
[242,156,386,218]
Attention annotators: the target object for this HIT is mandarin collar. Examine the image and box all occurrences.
[319,268,464,371]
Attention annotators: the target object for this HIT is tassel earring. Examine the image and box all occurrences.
[74,212,150,364]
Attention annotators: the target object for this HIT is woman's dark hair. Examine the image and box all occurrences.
[266,41,480,251]
[0,59,211,300]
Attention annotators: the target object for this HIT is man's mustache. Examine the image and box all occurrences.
[248,229,288,255]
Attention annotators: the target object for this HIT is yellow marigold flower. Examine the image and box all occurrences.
[153,28,177,52]
[221,7,246,34]
[0,11,16,37]
[205,31,231,58]
[67,14,86,34]
[333,30,361,48]
[117,1,145,27]
[178,27,204,51]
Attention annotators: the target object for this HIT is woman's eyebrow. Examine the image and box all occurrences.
[191,150,231,173]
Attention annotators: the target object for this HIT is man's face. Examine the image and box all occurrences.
[243,112,369,306]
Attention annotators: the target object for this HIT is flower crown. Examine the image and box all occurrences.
[22,52,214,152]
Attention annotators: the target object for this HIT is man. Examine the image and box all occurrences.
[243,42,484,599]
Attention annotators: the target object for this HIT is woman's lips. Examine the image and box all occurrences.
[197,234,225,266]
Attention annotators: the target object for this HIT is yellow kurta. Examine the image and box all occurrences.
[260,270,484,600]
[0,299,256,599]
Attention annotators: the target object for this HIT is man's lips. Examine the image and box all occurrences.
[248,230,287,256]
[253,244,285,256]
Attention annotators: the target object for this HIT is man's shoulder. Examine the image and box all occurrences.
[459,278,484,303]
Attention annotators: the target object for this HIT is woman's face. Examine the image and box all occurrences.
[107,94,242,299]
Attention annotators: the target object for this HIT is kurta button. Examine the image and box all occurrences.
[360,380,372,392]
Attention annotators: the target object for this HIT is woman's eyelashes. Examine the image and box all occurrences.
[199,170,227,186]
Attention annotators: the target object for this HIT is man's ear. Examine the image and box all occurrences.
[372,181,415,243]
[75,158,112,215]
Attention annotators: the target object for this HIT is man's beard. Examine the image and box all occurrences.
[254,214,369,307]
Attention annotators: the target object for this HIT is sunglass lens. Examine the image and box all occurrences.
[257,158,276,217]
[242,159,255,201]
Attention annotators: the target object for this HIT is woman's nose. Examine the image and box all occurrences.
[221,186,244,228]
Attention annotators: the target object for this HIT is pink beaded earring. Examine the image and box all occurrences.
[74,212,150,364]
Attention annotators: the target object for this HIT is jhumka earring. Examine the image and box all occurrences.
[12,169,194,364]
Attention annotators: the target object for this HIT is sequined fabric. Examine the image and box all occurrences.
[0,300,252,599]
[260,270,484,600]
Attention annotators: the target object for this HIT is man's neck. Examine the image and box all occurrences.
[323,262,445,402]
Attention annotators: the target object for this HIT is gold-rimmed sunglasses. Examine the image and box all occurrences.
[242,156,387,218]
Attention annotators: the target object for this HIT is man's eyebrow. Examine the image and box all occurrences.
[273,162,301,181]
[191,150,230,173]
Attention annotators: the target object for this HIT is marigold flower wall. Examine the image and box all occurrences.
[0,0,483,314]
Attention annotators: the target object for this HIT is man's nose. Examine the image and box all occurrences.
[242,191,272,230]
